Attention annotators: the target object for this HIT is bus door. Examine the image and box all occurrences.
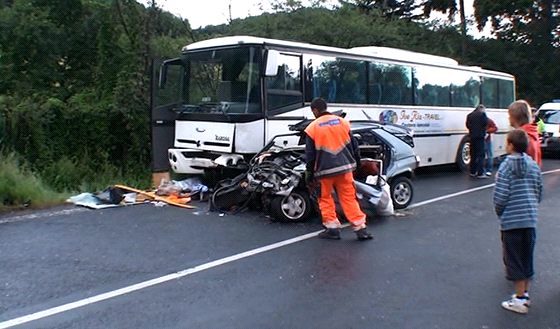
[151,57,184,173]
[265,52,305,143]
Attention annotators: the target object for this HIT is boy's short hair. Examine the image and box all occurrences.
[508,100,531,125]
[507,129,529,153]
[310,98,327,113]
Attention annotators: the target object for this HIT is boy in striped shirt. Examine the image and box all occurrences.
[493,129,543,314]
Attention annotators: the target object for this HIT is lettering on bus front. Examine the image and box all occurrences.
[215,135,230,142]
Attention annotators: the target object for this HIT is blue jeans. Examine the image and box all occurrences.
[484,139,493,173]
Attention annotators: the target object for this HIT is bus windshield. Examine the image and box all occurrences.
[183,46,261,115]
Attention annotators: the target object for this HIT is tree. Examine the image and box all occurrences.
[340,0,422,20]
[422,0,467,58]
[473,0,559,47]
[473,0,560,105]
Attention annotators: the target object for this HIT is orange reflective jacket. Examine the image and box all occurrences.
[304,113,360,179]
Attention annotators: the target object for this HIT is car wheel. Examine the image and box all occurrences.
[456,136,471,172]
[389,176,413,209]
[270,191,312,222]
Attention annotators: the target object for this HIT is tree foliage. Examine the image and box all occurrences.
[422,0,457,17]
[340,0,422,19]
[472,0,560,102]
[473,0,560,47]
[0,0,191,191]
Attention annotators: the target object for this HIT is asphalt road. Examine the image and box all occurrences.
[1,158,560,328]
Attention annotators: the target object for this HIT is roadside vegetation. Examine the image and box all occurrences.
[0,0,558,211]
[0,151,66,211]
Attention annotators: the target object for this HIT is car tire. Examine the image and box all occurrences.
[270,191,312,222]
[389,176,413,209]
[456,136,471,172]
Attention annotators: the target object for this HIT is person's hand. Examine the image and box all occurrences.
[304,170,314,184]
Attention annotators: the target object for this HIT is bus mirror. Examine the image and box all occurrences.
[265,50,279,76]
[158,64,168,89]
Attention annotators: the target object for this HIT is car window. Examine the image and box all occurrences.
[538,110,560,124]
[357,130,383,145]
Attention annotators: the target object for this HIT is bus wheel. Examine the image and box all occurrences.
[456,137,471,172]
[270,191,312,222]
[389,176,413,209]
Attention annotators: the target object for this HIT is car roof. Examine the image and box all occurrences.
[539,102,560,110]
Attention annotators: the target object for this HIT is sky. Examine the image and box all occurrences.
[141,0,487,37]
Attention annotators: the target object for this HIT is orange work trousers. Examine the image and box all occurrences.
[318,171,366,230]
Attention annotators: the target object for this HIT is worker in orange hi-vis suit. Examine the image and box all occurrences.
[304,98,373,241]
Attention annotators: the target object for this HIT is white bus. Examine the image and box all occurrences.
[156,35,514,174]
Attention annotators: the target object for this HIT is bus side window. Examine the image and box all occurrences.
[266,54,302,110]
[371,62,412,106]
[369,83,382,104]
[336,60,366,104]
[414,66,451,107]
[326,77,337,103]
[481,77,498,108]
[498,79,514,108]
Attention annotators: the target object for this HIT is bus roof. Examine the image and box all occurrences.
[182,35,513,79]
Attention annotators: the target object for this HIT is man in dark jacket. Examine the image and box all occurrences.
[304,98,373,241]
[466,104,489,178]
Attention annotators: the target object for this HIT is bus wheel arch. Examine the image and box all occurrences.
[456,136,471,172]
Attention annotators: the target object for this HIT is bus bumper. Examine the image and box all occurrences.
[168,149,245,174]
[168,149,217,174]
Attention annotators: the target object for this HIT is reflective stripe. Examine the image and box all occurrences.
[351,220,366,230]
[324,221,342,229]
[305,114,358,179]
[315,163,356,178]
[315,140,351,154]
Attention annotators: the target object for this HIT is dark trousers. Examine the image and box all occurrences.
[469,137,485,176]
[502,228,536,281]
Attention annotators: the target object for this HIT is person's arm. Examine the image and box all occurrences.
[350,132,361,167]
[486,118,498,134]
[537,170,543,203]
[305,134,316,173]
[493,166,510,216]
[482,112,489,129]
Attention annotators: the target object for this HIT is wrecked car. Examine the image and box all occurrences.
[210,119,419,222]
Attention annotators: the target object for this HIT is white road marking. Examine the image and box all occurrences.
[409,168,560,209]
[1,168,559,328]
[408,184,494,209]
[0,208,88,224]
[0,231,322,328]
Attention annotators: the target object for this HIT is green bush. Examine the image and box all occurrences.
[0,151,66,211]
[40,155,152,193]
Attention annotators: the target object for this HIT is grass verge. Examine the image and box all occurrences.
[0,152,68,213]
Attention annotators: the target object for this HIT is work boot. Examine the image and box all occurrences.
[318,228,341,240]
[355,228,373,241]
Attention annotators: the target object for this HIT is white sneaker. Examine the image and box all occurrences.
[501,297,529,314]
[485,171,492,176]
[511,293,530,307]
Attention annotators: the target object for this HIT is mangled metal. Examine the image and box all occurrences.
[210,116,418,222]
